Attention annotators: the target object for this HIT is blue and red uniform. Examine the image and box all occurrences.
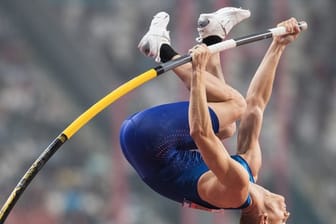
[119,101,254,210]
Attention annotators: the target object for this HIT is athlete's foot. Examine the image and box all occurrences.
[196,7,251,43]
[138,11,171,63]
[196,7,250,80]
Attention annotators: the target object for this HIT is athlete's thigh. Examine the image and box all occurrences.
[208,102,239,138]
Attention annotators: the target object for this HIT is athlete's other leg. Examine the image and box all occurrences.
[196,7,251,82]
[205,51,238,138]
[138,9,252,134]
[195,7,250,135]
[137,9,249,102]
[237,18,301,181]
[176,6,251,92]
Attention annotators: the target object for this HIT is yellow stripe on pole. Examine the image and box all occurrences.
[63,68,158,139]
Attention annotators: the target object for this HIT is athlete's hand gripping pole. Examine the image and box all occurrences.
[0,21,307,223]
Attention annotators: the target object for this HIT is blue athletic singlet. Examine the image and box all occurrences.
[119,101,255,210]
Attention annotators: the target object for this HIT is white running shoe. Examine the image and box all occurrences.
[138,11,170,63]
[196,7,251,42]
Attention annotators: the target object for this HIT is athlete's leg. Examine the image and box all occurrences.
[204,52,238,139]
[194,8,251,135]
[158,45,245,131]
[138,10,252,134]
[170,53,245,134]
[196,7,250,81]
[206,53,225,81]
[138,8,251,98]
[186,7,250,132]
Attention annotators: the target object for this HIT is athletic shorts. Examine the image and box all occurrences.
[119,101,254,209]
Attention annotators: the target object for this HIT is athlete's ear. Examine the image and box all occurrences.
[259,213,268,224]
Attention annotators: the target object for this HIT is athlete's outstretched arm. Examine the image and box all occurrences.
[237,18,302,180]
[188,45,249,207]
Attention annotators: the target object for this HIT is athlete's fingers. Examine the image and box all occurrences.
[278,17,300,34]
[189,44,211,71]
[189,44,210,59]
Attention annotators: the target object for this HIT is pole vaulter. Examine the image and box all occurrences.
[0,21,307,223]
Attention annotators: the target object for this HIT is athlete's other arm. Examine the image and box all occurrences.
[188,44,249,207]
[237,18,302,181]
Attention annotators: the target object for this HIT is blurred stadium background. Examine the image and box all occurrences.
[0,0,335,223]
